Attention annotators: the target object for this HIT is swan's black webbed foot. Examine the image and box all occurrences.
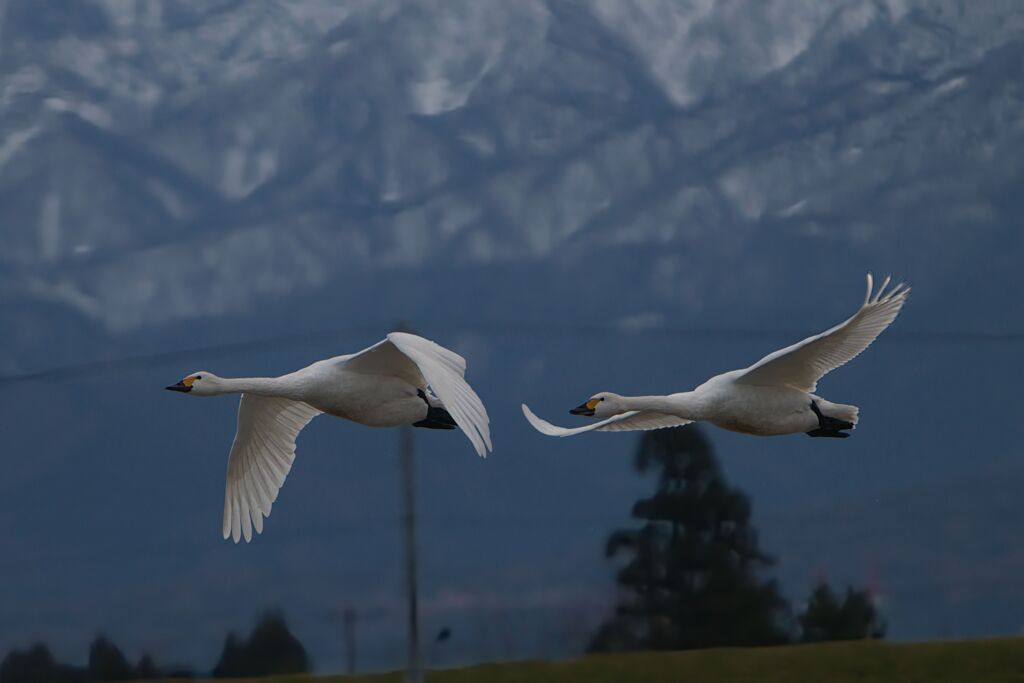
[413,409,457,429]
[806,428,851,438]
[806,401,853,438]
[414,389,457,429]
[809,400,854,430]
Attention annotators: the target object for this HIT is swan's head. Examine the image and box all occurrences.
[165,371,219,396]
[570,392,624,418]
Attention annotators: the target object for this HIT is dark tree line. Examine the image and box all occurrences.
[0,637,172,683]
[799,581,885,642]
[0,612,309,683]
[588,426,884,652]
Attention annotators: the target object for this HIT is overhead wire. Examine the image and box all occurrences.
[0,321,1020,387]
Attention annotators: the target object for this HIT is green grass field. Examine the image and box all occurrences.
[181,637,1024,683]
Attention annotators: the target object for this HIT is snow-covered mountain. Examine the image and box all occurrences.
[2,0,1022,339]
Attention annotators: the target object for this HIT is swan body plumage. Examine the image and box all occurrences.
[167,332,491,543]
[523,273,908,440]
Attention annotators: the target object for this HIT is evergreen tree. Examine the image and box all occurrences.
[86,636,133,682]
[211,633,242,679]
[212,611,310,678]
[588,426,790,652]
[798,582,885,642]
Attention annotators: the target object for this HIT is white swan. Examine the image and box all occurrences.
[523,274,909,440]
[167,332,491,543]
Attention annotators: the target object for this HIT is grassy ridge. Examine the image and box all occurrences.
[185,638,1024,683]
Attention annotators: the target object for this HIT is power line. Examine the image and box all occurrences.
[0,326,382,386]
[0,321,1021,387]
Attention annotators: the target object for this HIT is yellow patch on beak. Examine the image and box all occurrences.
[586,398,600,411]
[182,375,197,387]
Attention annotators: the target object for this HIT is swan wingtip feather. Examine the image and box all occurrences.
[521,403,562,437]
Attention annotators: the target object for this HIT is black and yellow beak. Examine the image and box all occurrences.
[570,398,600,416]
[165,376,195,393]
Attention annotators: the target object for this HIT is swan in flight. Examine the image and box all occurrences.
[166,332,491,543]
[523,274,909,441]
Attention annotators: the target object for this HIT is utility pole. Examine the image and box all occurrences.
[343,607,356,675]
[391,321,423,683]
[400,423,422,683]
[393,320,422,683]
[324,605,386,676]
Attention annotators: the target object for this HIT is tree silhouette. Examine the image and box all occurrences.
[0,642,79,683]
[588,426,790,652]
[211,633,242,679]
[798,582,885,642]
[212,611,310,678]
[87,636,134,682]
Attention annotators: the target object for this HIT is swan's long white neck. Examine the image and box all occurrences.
[208,376,295,397]
[619,392,703,419]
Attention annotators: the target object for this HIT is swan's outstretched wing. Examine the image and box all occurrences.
[224,395,321,543]
[522,404,692,437]
[736,274,910,392]
[343,332,492,457]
